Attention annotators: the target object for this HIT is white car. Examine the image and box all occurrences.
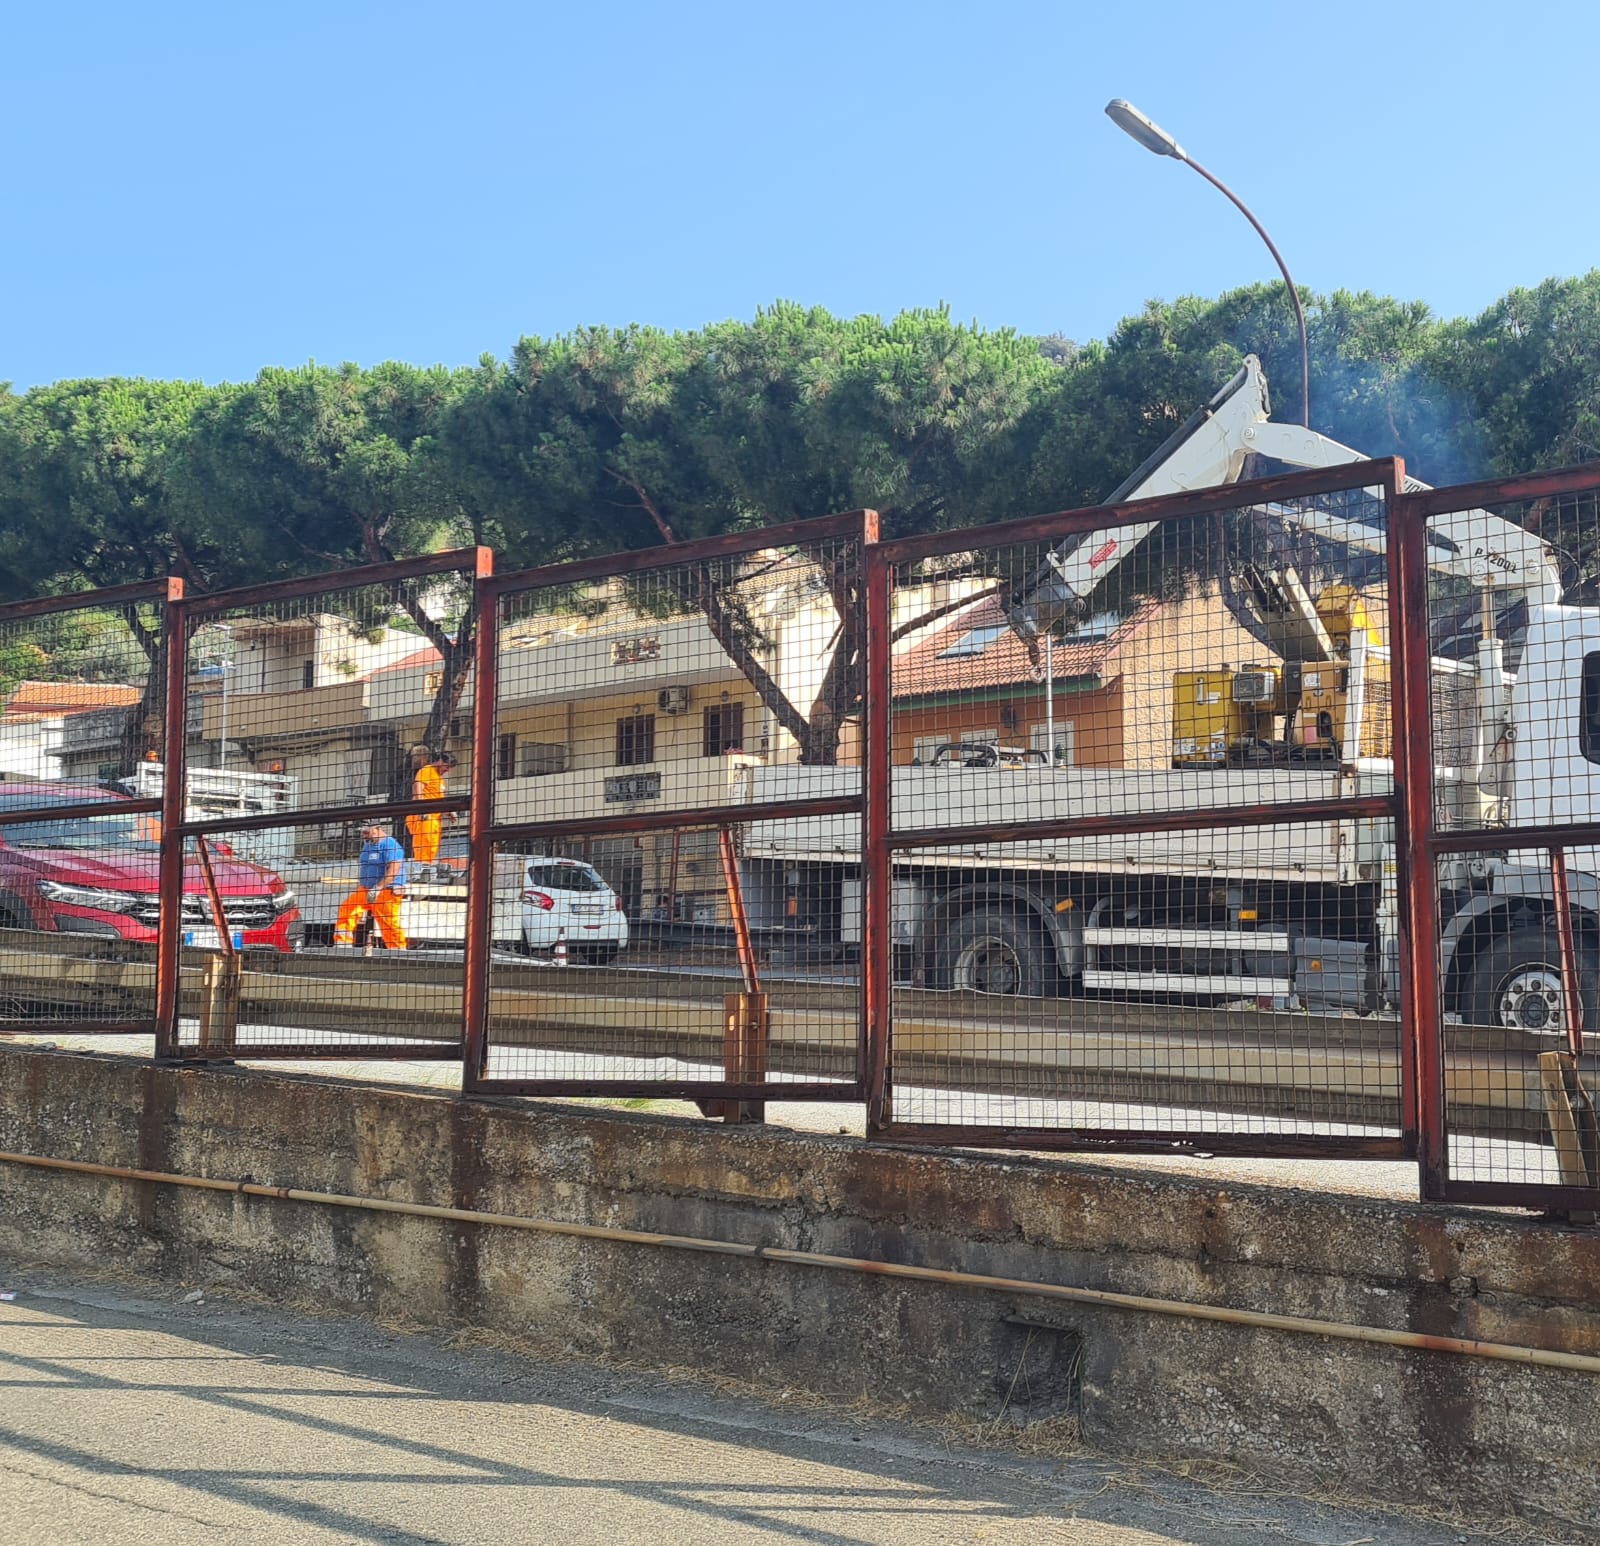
[519,858,629,963]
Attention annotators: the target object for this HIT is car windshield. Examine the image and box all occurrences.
[527,864,604,892]
[0,799,154,852]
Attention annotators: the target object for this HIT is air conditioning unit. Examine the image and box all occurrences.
[657,686,690,715]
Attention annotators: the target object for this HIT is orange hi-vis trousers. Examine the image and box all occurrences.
[406,813,441,864]
[333,884,407,949]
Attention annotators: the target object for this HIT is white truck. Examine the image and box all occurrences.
[731,358,1597,1034]
[125,763,300,871]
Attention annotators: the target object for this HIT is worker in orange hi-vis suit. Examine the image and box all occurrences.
[405,744,445,879]
[334,821,408,949]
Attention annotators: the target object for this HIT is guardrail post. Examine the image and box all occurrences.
[196,953,242,1054]
[709,825,766,1124]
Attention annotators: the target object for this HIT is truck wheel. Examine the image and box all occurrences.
[1463,924,1598,1035]
[936,909,1052,996]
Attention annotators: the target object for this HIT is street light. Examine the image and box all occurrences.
[1105,98,1311,428]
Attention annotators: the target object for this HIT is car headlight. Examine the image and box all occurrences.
[270,888,298,915]
[36,880,145,914]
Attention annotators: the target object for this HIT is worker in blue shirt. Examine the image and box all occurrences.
[333,820,409,949]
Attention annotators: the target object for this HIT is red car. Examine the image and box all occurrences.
[0,784,301,951]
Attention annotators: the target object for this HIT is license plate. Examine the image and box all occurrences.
[184,927,243,950]
[569,904,605,915]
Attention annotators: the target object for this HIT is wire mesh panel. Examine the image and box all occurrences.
[0,584,178,1038]
[164,818,460,1059]
[880,825,1403,1149]
[471,513,874,1102]
[480,826,861,1094]
[167,552,488,1061]
[1406,471,1600,1210]
[183,567,480,821]
[890,484,1397,819]
[490,531,867,829]
[872,466,1412,1154]
[1421,842,1600,1193]
[0,809,163,1030]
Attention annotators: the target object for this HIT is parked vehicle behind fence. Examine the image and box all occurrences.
[0,784,302,952]
[520,857,628,963]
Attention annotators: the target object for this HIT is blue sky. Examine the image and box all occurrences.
[5,0,1596,389]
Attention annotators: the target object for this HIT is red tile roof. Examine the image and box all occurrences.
[4,681,143,717]
[892,597,1161,700]
[364,645,444,679]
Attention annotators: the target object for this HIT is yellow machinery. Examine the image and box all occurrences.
[1171,666,1284,765]
[1171,585,1391,766]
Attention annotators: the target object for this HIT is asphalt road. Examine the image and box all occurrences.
[0,1262,1519,1546]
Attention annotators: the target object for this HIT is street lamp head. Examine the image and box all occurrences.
[1105,99,1186,161]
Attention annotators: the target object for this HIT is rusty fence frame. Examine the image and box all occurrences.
[862,459,1420,1156]
[3,463,1599,1214]
[1394,464,1600,1212]
[157,548,493,1062]
[0,578,184,1039]
[463,509,878,1104]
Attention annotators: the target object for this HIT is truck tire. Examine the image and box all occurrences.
[1463,923,1598,1035]
[935,908,1053,997]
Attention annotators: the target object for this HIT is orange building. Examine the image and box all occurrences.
[878,587,1273,772]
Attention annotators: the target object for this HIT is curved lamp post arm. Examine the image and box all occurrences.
[1105,99,1310,428]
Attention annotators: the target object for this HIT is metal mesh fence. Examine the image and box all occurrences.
[888,487,1396,816]
[880,832,1402,1148]
[167,553,487,1061]
[472,515,873,1102]
[1424,843,1597,1191]
[1409,475,1600,1208]
[0,585,176,1038]
[479,826,860,1093]
[183,570,478,820]
[166,819,460,1059]
[490,535,866,827]
[6,460,1600,1209]
[872,471,1409,1152]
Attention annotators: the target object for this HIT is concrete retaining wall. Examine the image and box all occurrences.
[1,1044,1597,1530]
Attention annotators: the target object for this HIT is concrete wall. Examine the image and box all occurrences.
[0,1043,1596,1530]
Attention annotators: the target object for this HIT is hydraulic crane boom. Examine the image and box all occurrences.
[1005,356,1560,642]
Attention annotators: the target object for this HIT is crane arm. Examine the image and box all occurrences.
[1006,356,1562,640]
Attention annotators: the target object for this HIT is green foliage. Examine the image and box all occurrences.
[170,360,466,582]
[1428,274,1600,475]
[0,638,48,701]
[8,274,1600,608]
[0,611,149,702]
[0,377,218,603]
[8,278,1600,759]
